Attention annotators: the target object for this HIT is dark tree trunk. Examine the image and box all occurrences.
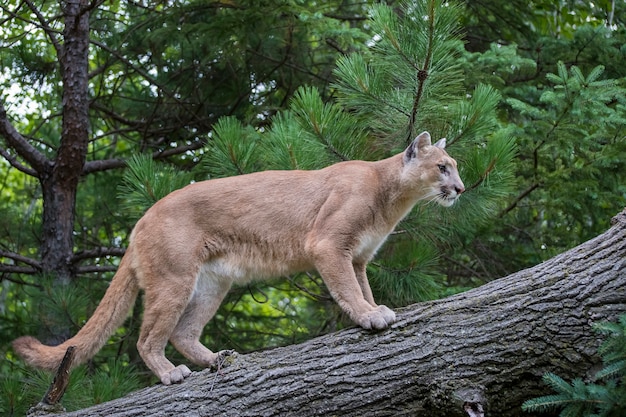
[64,209,626,417]
[39,0,91,286]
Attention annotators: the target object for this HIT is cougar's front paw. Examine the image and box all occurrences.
[161,364,192,385]
[357,306,396,330]
[376,304,396,325]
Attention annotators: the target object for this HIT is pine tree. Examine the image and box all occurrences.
[257,0,516,306]
[327,0,517,303]
[123,0,516,318]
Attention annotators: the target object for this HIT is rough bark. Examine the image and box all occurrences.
[39,0,92,285]
[64,209,626,417]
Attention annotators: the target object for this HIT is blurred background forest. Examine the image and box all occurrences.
[0,0,625,413]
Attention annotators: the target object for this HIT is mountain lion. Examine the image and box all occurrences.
[13,131,464,385]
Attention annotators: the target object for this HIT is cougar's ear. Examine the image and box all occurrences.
[433,138,446,149]
[403,131,431,164]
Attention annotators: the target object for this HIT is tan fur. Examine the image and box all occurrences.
[13,131,464,385]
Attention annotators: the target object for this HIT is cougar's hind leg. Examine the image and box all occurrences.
[136,274,196,385]
[169,271,232,367]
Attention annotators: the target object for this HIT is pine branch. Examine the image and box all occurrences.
[81,158,126,174]
[75,265,119,274]
[82,139,206,174]
[0,249,42,270]
[0,272,42,287]
[0,249,41,275]
[71,247,126,263]
[499,183,541,217]
[23,0,63,56]
[0,146,38,177]
[89,102,147,128]
[89,39,171,94]
[0,246,126,276]
[407,1,435,145]
[0,101,50,176]
[246,48,332,83]
[81,0,107,15]
[322,12,368,22]
[89,37,216,131]
[0,264,39,274]
[466,158,497,191]
[42,346,75,406]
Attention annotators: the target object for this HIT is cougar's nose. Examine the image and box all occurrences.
[455,184,465,195]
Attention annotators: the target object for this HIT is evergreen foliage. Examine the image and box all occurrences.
[522,315,626,417]
[457,21,626,279]
[118,0,517,314]
[202,116,262,177]
[118,155,194,220]
[197,0,515,307]
[1,0,625,413]
[333,0,466,143]
[1,361,141,415]
[329,0,516,303]
[504,61,626,254]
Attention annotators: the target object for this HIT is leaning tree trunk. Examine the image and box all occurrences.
[64,210,626,417]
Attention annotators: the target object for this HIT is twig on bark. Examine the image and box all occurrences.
[26,346,76,416]
[209,350,237,392]
[42,346,75,405]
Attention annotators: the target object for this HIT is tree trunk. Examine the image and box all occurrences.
[39,0,91,286]
[0,1,90,287]
[61,209,626,417]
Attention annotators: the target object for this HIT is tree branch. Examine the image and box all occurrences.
[407,2,435,144]
[0,146,39,177]
[246,48,332,84]
[75,265,119,274]
[88,39,186,109]
[0,273,42,287]
[0,264,39,274]
[23,0,63,56]
[466,158,497,192]
[43,346,76,405]
[499,182,542,217]
[0,249,41,275]
[71,247,126,263]
[323,12,368,22]
[81,0,107,15]
[0,249,42,269]
[70,247,125,274]
[0,101,50,176]
[81,158,127,174]
[152,139,207,159]
[82,139,206,174]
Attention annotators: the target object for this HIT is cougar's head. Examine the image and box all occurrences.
[402,131,465,207]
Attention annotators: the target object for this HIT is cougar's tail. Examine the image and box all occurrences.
[12,249,140,371]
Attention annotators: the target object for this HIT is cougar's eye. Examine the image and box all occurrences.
[438,164,446,174]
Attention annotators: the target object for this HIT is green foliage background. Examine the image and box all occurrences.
[0,0,625,414]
